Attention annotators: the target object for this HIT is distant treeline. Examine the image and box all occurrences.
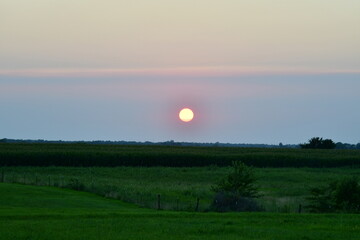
[0,143,359,168]
[0,138,298,148]
[1,138,359,149]
[335,142,360,150]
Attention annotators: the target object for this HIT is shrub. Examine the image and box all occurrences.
[211,161,260,198]
[307,177,360,213]
[211,161,261,212]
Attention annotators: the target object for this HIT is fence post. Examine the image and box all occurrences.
[157,194,161,210]
[298,204,302,213]
[195,198,200,212]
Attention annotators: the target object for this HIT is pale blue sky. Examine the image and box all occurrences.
[1,1,359,144]
[1,73,359,144]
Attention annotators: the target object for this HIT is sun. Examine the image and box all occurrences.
[179,108,194,122]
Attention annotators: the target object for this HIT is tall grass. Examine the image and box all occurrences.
[1,166,359,212]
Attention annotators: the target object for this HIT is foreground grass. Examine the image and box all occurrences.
[1,183,359,240]
[1,166,360,212]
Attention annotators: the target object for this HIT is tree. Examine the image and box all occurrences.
[321,139,336,149]
[212,161,260,198]
[300,137,336,149]
[211,161,262,212]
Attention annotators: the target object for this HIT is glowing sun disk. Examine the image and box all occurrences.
[179,108,194,122]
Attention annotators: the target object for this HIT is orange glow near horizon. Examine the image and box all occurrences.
[179,108,194,122]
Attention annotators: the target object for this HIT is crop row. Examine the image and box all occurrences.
[0,143,360,167]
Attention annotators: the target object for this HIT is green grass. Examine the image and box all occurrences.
[2,166,360,212]
[1,143,360,167]
[1,183,360,240]
[0,182,142,214]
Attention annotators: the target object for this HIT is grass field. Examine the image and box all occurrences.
[1,183,360,240]
[2,144,360,238]
[1,143,360,167]
[1,166,360,212]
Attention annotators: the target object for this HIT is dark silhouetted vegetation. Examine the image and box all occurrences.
[300,137,336,149]
[336,142,360,149]
[0,138,299,148]
[307,177,360,213]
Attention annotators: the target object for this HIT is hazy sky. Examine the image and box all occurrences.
[1,1,360,144]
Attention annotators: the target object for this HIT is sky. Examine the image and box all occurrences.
[1,0,360,144]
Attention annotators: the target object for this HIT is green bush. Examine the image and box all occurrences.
[211,161,261,212]
[211,161,260,198]
[307,177,360,213]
